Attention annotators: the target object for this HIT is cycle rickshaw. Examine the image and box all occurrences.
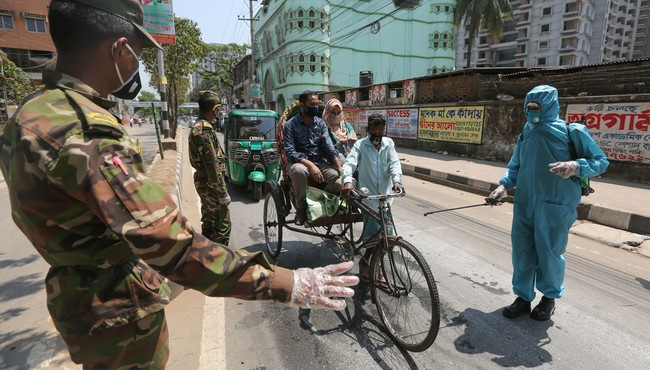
[262,102,441,352]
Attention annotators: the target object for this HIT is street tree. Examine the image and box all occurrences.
[0,53,39,123]
[454,0,512,69]
[189,43,248,103]
[135,91,159,122]
[140,16,207,137]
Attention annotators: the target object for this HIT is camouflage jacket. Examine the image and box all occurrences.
[0,71,292,336]
[188,119,228,194]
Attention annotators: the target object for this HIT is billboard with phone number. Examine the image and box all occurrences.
[566,103,650,164]
[142,0,176,44]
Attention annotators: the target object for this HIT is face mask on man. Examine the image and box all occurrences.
[369,133,382,146]
[368,126,384,146]
[304,105,319,117]
[111,41,142,100]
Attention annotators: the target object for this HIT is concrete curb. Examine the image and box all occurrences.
[402,164,650,235]
[170,129,184,212]
[147,129,184,212]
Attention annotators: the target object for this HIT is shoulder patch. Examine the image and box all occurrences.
[87,112,121,127]
[65,91,124,139]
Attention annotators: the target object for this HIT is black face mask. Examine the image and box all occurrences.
[304,105,319,117]
[112,70,142,100]
[111,42,142,100]
[369,133,383,146]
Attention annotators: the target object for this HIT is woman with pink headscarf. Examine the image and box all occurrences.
[323,98,357,162]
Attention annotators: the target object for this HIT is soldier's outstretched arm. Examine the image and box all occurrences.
[48,135,356,307]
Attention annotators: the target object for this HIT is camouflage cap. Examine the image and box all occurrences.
[199,91,221,107]
[71,0,162,50]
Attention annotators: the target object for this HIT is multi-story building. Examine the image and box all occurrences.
[233,54,252,107]
[190,43,221,92]
[0,0,55,81]
[252,0,456,112]
[456,0,650,69]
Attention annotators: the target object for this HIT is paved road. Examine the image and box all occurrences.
[215,177,650,369]
[124,121,165,164]
[2,128,649,369]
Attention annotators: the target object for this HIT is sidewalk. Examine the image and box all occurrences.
[397,147,650,235]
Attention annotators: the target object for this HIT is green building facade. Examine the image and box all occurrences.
[254,0,456,112]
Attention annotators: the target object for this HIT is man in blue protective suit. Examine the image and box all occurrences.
[488,85,609,321]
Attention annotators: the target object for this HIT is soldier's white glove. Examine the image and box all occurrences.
[290,261,359,311]
[549,161,580,178]
[488,185,507,204]
[219,195,231,206]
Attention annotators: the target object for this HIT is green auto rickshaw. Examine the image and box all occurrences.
[224,109,281,201]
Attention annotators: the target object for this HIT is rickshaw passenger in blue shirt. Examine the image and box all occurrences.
[283,91,342,225]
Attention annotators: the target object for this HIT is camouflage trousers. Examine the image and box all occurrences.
[196,184,232,245]
[63,310,169,369]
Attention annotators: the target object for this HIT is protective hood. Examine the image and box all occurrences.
[524,85,560,124]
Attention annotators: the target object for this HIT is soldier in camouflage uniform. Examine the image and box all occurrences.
[189,91,231,245]
[0,1,358,369]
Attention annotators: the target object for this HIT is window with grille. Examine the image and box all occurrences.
[25,18,46,33]
[0,15,13,30]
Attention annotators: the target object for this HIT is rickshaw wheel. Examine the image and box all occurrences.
[264,180,284,258]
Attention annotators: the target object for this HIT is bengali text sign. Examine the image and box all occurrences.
[387,109,418,139]
[566,103,650,164]
[142,0,176,44]
[418,106,485,144]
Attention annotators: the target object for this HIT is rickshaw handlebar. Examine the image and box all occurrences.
[350,187,405,201]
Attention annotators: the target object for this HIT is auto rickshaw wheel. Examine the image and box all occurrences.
[264,180,284,258]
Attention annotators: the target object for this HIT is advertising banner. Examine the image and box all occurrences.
[387,108,418,139]
[418,106,485,144]
[343,108,361,134]
[142,0,176,44]
[402,80,416,104]
[566,103,650,164]
[358,109,387,137]
[370,85,386,106]
[250,83,261,102]
[345,90,357,107]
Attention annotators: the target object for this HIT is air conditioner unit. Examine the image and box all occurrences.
[359,71,373,86]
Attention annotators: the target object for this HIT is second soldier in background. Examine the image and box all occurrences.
[189,91,232,245]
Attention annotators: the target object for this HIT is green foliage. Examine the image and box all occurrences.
[1,52,39,120]
[140,16,207,136]
[454,0,512,68]
[189,43,249,103]
[134,91,160,120]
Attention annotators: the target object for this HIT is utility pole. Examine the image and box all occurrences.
[238,0,258,107]
[157,50,170,138]
[249,0,256,85]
